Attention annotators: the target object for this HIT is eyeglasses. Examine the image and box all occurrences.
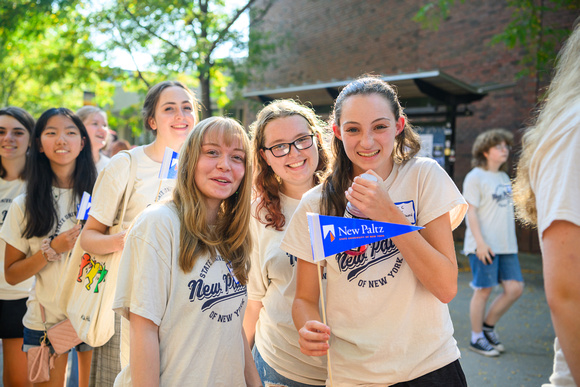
[493,144,512,151]
[262,134,315,157]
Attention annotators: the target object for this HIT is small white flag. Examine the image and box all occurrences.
[77,192,91,220]
[158,147,179,179]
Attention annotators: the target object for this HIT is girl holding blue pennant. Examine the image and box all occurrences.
[244,99,330,387]
[281,76,468,386]
[112,117,260,386]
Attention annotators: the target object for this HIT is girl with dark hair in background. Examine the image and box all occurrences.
[0,106,35,387]
[1,107,97,386]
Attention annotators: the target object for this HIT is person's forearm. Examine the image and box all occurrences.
[242,327,262,387]
[4,246,46,285]
[542,221,580,384]
[242,300,262,349]
[130,313,160,387]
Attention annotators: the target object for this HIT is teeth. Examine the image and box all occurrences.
[173,125,187,128]
[358,150,379,157]
[215,179,228,183]
[55,150,68,153]
[288,160,306,168]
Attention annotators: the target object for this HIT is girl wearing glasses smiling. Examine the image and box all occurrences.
[243,99,330,386]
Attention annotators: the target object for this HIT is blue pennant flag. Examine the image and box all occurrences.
[307,213,423,262]
[158,147,179,179]
[77,192,91,220]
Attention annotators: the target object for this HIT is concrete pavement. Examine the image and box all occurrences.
[452,249,556,387]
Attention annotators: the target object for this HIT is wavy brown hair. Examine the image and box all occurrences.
[321,76,421,216]
[173,117,253,284]
[514,23,580,226]
[250,99,330,230]
[471,128,514,172]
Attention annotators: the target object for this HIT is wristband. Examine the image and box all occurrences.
[41,238,62,262]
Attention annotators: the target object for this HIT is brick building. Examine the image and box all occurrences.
[243,0,578,252]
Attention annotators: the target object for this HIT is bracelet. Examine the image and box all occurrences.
[41,238,62,262]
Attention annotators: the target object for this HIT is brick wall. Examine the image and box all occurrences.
[248,0,578,251]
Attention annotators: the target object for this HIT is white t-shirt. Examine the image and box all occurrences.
[0,189,77,329]
[0,178,33,299]
[89,146,175,228]
[89,146,176,366]
[462,167,518,254]
[95,153,111,173]
[530,107,580,387]
[248,193,327,385]
[113,203,248,387]
[280,157,467,385]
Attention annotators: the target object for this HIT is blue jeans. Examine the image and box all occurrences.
[469,253,524,288]
[252,346,325,387]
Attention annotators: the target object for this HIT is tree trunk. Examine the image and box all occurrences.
[199,71,212,119]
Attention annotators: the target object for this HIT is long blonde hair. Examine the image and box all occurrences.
[173,117,253,284]
[513,24,580,226]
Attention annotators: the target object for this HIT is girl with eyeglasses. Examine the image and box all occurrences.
[243,99,330,386]
[463,129,523,358]
[280,76,469,386]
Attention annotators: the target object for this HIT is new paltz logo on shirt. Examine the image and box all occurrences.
[188,256,246,323]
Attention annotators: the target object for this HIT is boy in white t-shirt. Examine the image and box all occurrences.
[463,129,523,357]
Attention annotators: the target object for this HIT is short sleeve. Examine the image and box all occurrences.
[462,170,480,208]
[90,152,131,227]
[417,161,467,229]
[247,216,267,301]
[279,187,322,264]
[113,207,172,325]
[0,196,30,256]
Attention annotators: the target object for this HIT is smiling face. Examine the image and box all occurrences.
[0,115,30,162]
[335,94,404,180]
[260,115,319,197]
[83,112,108,153]
[39,115,85,172]
[149,86,197,149]
[194,129,246,213]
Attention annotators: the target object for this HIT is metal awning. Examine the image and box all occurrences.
[244,70,511,107]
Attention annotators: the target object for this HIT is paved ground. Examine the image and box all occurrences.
[452,249,556,387]
[1,249,555,387]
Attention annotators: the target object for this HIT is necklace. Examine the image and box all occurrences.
[53,187,65,202]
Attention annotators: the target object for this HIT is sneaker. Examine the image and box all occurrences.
[483,329,505,352]
[469,337,500,357]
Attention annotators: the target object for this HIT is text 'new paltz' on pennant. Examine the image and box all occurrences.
[307,213,423,262]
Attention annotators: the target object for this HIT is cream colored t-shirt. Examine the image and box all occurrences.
[0,178,33,299]
[463,167,518,255]
[0,189,77,329]
[248,193,327,385]
[89,146,175,228]
[530,107,580,387]
[113,203,248,387]
[95,153,111,173]
[280,157,467,386]
[89,146,176,366]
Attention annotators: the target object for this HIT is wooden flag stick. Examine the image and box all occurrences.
[316,261,333,387]
[155,180,163,203]
[64,219,82,263]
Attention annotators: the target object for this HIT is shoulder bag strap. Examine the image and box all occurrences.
[114,150,138,227]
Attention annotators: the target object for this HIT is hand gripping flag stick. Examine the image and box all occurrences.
[307,213,423,386]
[65,191,92,262]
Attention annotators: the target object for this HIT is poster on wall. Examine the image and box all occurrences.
[414,126,446,168]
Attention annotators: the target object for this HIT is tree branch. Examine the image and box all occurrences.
[206,0,257,57]
[105,14,151,89]
[123,5,185,54]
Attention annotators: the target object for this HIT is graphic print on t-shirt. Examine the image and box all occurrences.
[188,256,247,323]
[335,200,415,289]
[492,184,512,207]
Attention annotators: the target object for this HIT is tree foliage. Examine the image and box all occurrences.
[91,0,277,118]
[413,0,579,81]
[0,1,116,116]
